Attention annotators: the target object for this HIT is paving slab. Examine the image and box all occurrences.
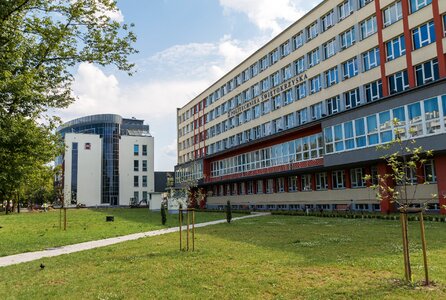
[0,212,270,268]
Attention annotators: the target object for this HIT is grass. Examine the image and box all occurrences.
[0,208,239,257]
[1,214,445,299]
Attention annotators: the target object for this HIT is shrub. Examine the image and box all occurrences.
[226,200,232,223]
[161,203,167,225]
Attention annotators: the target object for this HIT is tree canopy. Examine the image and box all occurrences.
[0,0,137,200]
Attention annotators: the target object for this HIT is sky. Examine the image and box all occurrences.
[56,0,321,171]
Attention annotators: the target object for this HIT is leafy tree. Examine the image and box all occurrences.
[0,0,137,200]
[0,115,61,209]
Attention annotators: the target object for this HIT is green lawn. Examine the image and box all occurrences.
[0,208,239,257]
[0,215,445,299]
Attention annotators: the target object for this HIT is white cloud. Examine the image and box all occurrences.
[144,35,265,82]
[219,0,320,35]
[163,139,178,158]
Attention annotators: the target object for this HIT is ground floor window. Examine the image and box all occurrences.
[301,174,312,191]
[332,170,345,189]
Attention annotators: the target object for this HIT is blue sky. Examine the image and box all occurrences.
[57,0,321,171]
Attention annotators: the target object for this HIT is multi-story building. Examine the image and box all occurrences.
[175,0,446,214]
[57,114,154,207]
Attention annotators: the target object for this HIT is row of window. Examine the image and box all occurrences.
[200,58,438,157]
[210,133,323,178]
[210,159,436,197]
[325,94,446,154]
[133,160,149,172]
[133,144,148,156]
[133,175,148,187]
[175,161,203,185]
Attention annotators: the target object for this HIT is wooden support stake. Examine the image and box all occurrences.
[400,212,410,282]
[63,207,67,231]
[187,209,190,251]
[192,209,195,251]
[179,208,182,251]
[419,212,429,285]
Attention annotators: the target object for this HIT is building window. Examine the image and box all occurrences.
[351,168,366,188]
[297,108,308,125]
[134,160,139,171]
[297,83,307,100]
[142,145,147,156]
[142,191,148,201]
[362,47,380,71]
[360,15,377,39]
[410,0,432,13]
[271,72,280,87]
[386,35,406,61]
[327,96,340,115]
[424,97,441,134]
[277,178,285,192]
[307,22,319,40]
[134,191,139,202]
[293,31,305,49]
[133,144,139,156]
[338,0,353,21]
[311,102,323,120]
[415,58,439,86]
[345,88,361,109]
[408,102,423,136]
[325,67,339,87]
[247,181,254,194]
[270,49,279,65]
[285,113,296,128]
[322,10,335,31]
[260,55,269,71]
[284,89,294,105]
[134,176,139,187]
[424,159,436,183]
[324,127,334,154]
[266,179,273,194]
[443,15,446,37]
[412,21,436,50]
[288,176,298,192]
[310,75,321,94]
[383,1,402,27]
[365,80,383,102]
[282,64,293,81]
[308,48,320,67]
[340,27,355,49]
[142,176,147,187]
[295,56,305,74]
[280,41,291,57]
[262,77,270,92]
[141,160,147,172]
[301,174,312,191]
[359,0,373,8]
[323,39,336,59]
[332,170,345,189]
[342,57,358,80]
[388,70,409,94]
[316,173,328,190]
[256,180,263,194]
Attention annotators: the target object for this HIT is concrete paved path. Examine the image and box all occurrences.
[0,212,270,268]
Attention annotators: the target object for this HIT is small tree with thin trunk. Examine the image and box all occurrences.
[365,119,434,285]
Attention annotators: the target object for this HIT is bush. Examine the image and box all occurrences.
[161,203,167,225]
[226,200,232,223]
